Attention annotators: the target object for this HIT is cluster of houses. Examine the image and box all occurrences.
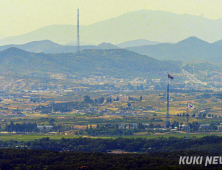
[198,123,222,131]
[118,122,222,131]
[78,107,139,116]
[121,123,138,129]
[37,125,53,130]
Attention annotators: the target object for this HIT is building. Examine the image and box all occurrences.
[37,125,53,130]
[121,124,126,129]
[199,124,211,129]
[132,123,138,129]
[218,123,222,131]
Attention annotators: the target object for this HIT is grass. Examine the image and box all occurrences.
[0,132,222,141]
[0,133,75,141]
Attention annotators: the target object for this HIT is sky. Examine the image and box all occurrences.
[0,0,222,37]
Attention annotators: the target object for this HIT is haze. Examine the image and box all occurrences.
[1,0,222,37]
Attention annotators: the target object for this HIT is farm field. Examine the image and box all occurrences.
[0,131,222,142]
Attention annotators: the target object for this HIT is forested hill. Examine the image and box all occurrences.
[0,47,181,78]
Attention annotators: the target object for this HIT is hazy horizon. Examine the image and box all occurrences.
[1,0,222,37]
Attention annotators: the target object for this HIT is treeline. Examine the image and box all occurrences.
[125,83,145,90]
[128,95,142,101]
[1,136,222,153]
[83,95,119,104]
[82,124,133,136]
[77,123,160,136]
[35,101,86,114]
[5,121,65,132]
[0,149,217,170]
[5,122,37,132]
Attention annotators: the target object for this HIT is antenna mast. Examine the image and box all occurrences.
[77,8,80,54]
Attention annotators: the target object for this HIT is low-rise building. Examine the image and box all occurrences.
[37,125,53,130]
[132,123,138,129]
[199,124,211,129]
[218,123,222,131]
[121,124,126,129]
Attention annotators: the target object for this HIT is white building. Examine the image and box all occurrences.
[37,125,53,130]
[218,123,222,131]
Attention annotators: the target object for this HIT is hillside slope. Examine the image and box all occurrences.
[0,48,181,78]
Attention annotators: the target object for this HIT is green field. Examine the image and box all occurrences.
[0,132,222,141]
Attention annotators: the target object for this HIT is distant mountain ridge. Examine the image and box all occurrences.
[117,39,162,48]
[0,40,121,53]
[1,10,222,45]
[0,40,62,53]
[97,43,120,49]
[126,36,222,61]
[0,47,181,78]
[2,37,222,62]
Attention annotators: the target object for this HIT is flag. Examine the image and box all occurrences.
[188,103,194,109]
[168,74,173,79]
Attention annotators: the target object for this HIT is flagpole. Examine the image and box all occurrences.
[186,102,189,139]
[166,78,170,128]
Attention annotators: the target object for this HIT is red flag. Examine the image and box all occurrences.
[188,103,194,109]
[168,74,173,79]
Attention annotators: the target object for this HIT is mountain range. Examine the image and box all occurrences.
[116,39,161,48]
[0,47,180,78]
[1,36,222,62]
[0,40,120,53]
[1,10,222,45]
[126,36,222,61]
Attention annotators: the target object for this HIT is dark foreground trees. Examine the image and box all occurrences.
[0,149,219,170]
[1,136,222,153]
[1,136,222,169]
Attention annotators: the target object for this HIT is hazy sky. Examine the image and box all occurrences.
[0,0,222,37]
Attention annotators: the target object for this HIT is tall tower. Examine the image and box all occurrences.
[77,9,80,54]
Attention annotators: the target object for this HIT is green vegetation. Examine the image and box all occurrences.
[0,149,216,170]
[1,135,222,153]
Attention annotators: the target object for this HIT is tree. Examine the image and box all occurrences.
[98,97,104,104]
[83,95,93,103]
[149,123,154,128]
[106,97,112,103]
[49,118,55,125]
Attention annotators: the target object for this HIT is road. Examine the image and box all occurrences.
[182,69,205,85]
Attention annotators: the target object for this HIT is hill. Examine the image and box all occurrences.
[0,40,62,53]
[126,36,222,61]
[97,42,120,49]
[0,40,119,53]
[117,39,162,48]
[0,47,65,73]
[0,48,181,78]
[1,10,222,45]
